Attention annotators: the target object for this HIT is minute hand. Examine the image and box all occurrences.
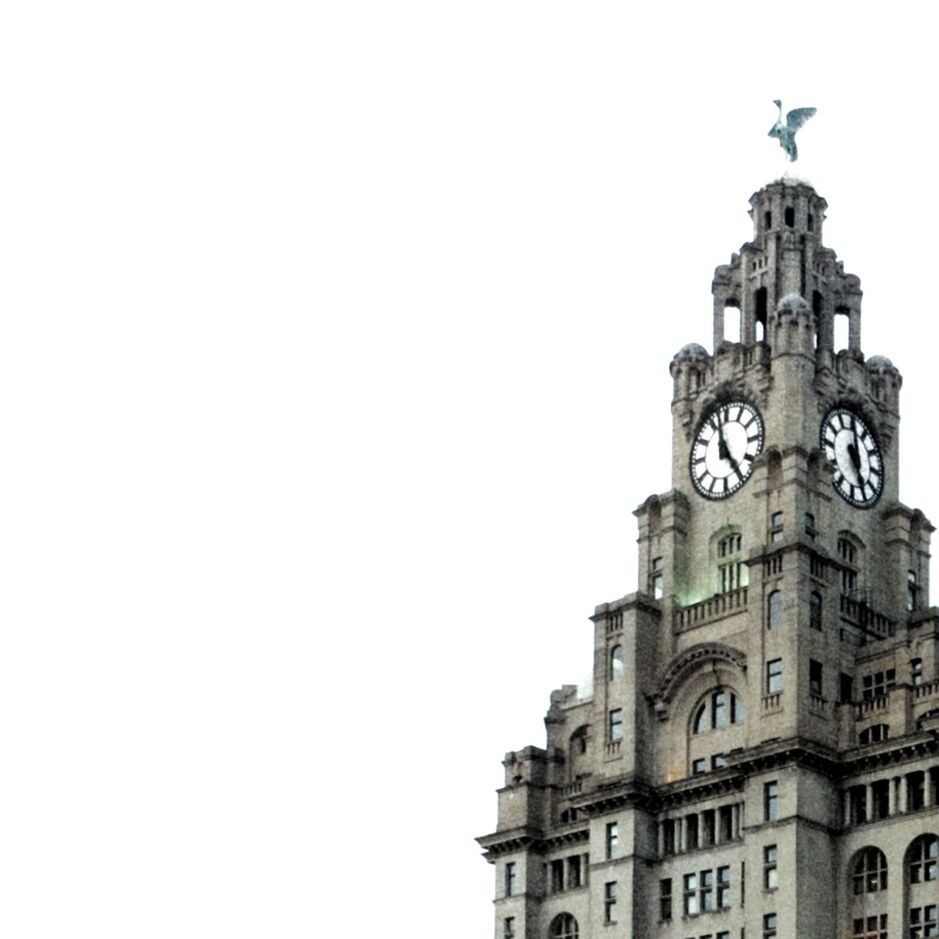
[718,420,743,477]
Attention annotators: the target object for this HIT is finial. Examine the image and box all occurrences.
[767,99,817,162]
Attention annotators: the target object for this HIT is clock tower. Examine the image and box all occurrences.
[479,178,939,939]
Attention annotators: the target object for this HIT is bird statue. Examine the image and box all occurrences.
[767,100,817,162]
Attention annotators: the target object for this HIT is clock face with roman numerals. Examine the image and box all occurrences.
[690,401,764,500]
[820,407,883,508]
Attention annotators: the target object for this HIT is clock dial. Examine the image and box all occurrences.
[690,401,764,499]
[820,408,883,507]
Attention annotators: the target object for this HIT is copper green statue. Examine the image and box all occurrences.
[768,99,816,162]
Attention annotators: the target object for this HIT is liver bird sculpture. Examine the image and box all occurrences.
[767,100,816,162]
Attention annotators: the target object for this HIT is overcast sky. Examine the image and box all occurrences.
[6,2,939,936]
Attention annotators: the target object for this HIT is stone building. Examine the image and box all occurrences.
[478,179,939,939]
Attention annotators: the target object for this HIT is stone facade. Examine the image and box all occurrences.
[478,179,939,939]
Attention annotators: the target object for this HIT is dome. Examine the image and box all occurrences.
[866,355,895,370]
[669,342,710,376]
[776,293,811,316]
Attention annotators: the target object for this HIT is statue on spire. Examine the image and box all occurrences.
[767,100,816,162]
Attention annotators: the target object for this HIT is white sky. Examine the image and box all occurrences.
[6,2,939,936]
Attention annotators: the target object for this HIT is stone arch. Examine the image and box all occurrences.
[655,642,748,705]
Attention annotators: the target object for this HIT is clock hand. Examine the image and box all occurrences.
[847,418,863,483]
[716,413,743,478]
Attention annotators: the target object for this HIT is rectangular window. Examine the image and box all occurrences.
[700,868,715,911]
[712,754,727,771]
[764,781,779,821]
[550,859,564,893]
[651,556,664,599]
[686,813,699,850]
[861,670,896,700]
[763,912,777,939]
[717,865,731,908]
[683,872,699,916]
[604,881,617,924]
[805,512,816,539]
[840,673,854,703]
[909,905,937,939]
[718,805,733,841]
[809,659,823,697]
[770,511,783,543]
[567,855,581,889]
[810,591,822,630]
[716,933,730,939]
[852,913,888,939]
[702,810,716,847]
[505,862,516,897]
[912,657,924,686]
[606,822,619,860]
[662,818,675,856]
[766,659,782,694]
[692,758,707,775]
[659,877,672,921]
[609,708,623,742]
[764,844,778,890]
[504,918,515,939]
[719,560,746,593]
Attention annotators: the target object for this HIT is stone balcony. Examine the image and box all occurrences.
[674,587,748,632]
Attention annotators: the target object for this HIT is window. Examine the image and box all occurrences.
[858,724,889,745]
[763,913,777,939]
[852,914,887,939]
[852,847,887,894]
[809,659,823,697]
[609,645,623,681]
[700,869,715,911]
[604,882,617,924]
[716,532,746,594]
[909,907,938,939]
[841,673,854,703]
[551,859,564,893]
[766,659,782,695]
[839,536,858,595]
[659,877,672,921]
[909,835,939,884]
[810,591,822,630]
[862,670,895,700]
[784,206,795,227]
[683,872,699,916]
[566,855,582,889]
[609,709,623,742]
[651,556,664,599]
[908,570,920,612]
[764,781,779,821]
[805,512,816,540]
[692,758,707,776]
[606,822,619,860]
[693,689,744,733]
[549,914,579,939]
[686,814,699,850]
[767,591,782,629]
[764,844,778,890]
[912,657,924,686]
[770,511,783,542]
[712,754,727,771]
[505,862,516,896]
[504,918,515,939]
[909,906,938,939]
[717,865,731,908]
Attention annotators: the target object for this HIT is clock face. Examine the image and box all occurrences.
[690,401,764,499]
[820,407,883,507]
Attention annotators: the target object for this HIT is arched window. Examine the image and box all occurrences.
[570,726,588,755]
[693,689,745,734]
[852,847,888,894]
[714,530,746,594]
[609,645,624,681]
[767,591,782,629]
[908,834,939,884]
[858,725,889,746]
[810,591,823,630]
[549,913,579,939]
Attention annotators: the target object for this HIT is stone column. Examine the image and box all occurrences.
[679,817,687,853]
[899,775,908,814]
[865,784,874,822]
[843,791,852,828]
[657,822,665,857]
